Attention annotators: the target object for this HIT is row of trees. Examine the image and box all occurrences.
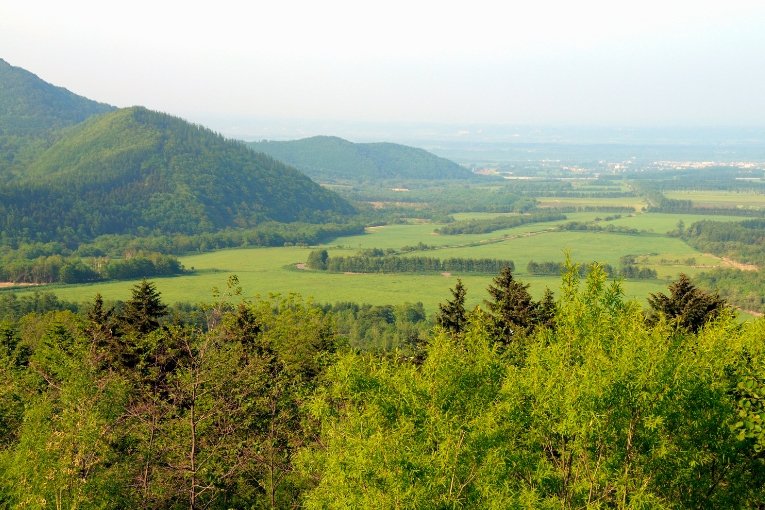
[639,187,765,217]
[0,222,365,258]
[559,220,642,234]
[0,252,185,284]
[527,260,657,280]
[306,249,515,274]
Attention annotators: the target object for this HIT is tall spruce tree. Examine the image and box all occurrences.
[537,287,556,330]
[122,279,168,335]
[484,266,538,342]
[436,279,467,335]
[647,273,727,332]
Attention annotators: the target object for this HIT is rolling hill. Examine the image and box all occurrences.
[247,135,472,182]
[1,107,355,243]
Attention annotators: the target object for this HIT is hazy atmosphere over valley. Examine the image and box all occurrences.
[3,0,765,140]
[2,1,765,508]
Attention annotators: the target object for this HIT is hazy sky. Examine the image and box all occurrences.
[2,0,765,137]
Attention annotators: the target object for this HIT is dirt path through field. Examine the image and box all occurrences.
[719,256,758,271]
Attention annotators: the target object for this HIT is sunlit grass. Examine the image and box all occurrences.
[26,211,740,314]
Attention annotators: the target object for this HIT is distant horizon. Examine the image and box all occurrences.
[3,54,765,163]
[192,115,765,145]
[3,1,765,134]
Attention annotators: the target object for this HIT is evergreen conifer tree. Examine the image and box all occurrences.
[484,266,538,342]
[647,273,727,332]
[436,279,467,334]
[122,279,168,335]
[537,287,556,330]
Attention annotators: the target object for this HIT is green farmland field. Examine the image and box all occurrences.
[535,196,646,210]
[663,190,765,210]
[19,211,748,314]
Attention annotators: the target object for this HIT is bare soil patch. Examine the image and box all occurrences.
[0,282,41,288]
[720,256,758,272]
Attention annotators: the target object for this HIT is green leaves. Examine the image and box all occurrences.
[302,264,765,508]
[731,358,765,452]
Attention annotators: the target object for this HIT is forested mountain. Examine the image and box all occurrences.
[0,58,113,136]
[0,107,355,244]
[247,135,473,181]
[0,58,114,178]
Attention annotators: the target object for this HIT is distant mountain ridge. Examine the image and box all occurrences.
[0,58,115,178]
[0,58,114,136]
[248,135,472,181]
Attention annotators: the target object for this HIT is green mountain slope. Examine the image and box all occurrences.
[0,58,115,177]
[0,58,114,136]
[247,135,472,181]
[1,107,355,242]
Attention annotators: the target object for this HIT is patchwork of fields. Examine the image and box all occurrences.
[27,211,751,314]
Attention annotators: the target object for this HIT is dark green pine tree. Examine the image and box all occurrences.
[537,287,556,330]
[484,266,538,342]
[86,293,116,344]
[122,279,168,335]
[647,273,727,332]
[436,279,467,335]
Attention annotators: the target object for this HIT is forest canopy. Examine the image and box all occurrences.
[0,268,762,508]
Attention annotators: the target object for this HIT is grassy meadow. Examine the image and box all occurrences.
[24,211,751,315]
[663,189,765,210]
[535,196,647,210]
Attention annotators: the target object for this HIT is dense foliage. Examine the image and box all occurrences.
[695,269,765,314]
[306,249,515,274]
[680,219,765,313]
[646,273,728,332]
[301,268,765,508]
[683,219,765,265]
[0,251,185,284]
[527,260,657,280]
[248,136,473,182]
[0,279,340,508]
[1,270,763,508]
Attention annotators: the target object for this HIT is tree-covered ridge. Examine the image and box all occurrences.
[247,135,473,181]
[0,107,356,244]
[306,248,515,274]
[0,58,114,137]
